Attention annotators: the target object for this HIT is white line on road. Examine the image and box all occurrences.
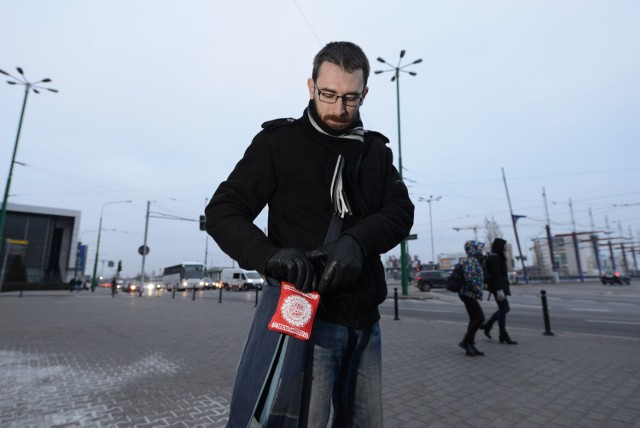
[585,319,640,326]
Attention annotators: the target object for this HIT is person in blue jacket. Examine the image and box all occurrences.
[458,240,486,356]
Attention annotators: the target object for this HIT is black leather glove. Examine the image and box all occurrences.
[306,235,364,295]
[264,248,316,293]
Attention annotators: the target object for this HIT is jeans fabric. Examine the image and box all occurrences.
[299,319,383,428]
[486,294,510,336]
[459,294,485,344]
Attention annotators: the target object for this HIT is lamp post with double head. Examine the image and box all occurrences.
[375,50,422,295]
[91,200,132,291]
[0,67,57,247]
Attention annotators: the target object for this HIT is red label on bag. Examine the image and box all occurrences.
[268,282,320,341]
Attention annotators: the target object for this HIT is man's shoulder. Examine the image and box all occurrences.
[261,117,297,132]
[363,130,389,145]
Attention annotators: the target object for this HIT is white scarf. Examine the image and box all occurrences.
[307,110,364,218]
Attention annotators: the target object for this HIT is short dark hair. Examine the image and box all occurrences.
[312,41,370,87]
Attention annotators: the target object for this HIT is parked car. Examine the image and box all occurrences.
[413,270,450,291]
[601,271,631,285]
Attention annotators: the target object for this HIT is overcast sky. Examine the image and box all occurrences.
[1,0,639,278]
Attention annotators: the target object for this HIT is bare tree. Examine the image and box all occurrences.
[484,217,503,247]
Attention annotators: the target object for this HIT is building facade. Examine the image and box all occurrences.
[1,203,81,285]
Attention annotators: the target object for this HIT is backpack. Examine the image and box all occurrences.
[446,263,466,293]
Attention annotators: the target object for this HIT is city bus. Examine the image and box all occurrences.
[162,262,206,291]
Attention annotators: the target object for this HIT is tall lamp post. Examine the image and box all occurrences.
[0,67,57,247]
[419,196,442,265]
[375,50,422,296]
[91,200,132,291]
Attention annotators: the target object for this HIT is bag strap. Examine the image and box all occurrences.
[323,214,344,245]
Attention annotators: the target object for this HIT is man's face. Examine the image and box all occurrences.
[307,62,368,131]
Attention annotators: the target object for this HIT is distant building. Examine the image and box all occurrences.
[1,203,81,285]
[531,232,633,277]
[437,253,466,271]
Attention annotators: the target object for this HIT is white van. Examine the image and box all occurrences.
[220,268,265,291]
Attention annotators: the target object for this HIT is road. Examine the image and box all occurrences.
[379,280,640,339]
[169,279,640,339]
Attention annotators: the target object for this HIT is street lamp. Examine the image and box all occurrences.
[375,50,422,295]
[75,228,117,281]
[91,200,132,291]
[0,67,58,247]
[419,196,442,264]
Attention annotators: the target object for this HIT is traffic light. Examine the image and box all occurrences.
[117,260,122,272]
[199,215,206,231]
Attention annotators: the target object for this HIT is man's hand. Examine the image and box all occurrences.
[264,248,315,293]
[306,235,364,295]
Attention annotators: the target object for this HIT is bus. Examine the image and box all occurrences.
[162,262,206,291]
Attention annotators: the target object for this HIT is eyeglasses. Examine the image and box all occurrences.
[314,81,363,107]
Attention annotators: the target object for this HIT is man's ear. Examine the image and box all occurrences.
[360,86,369,105]
[307,78,315,100]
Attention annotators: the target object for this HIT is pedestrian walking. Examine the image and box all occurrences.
[458,240,486,356]
[482,238,517,344]
[205,41,414,427]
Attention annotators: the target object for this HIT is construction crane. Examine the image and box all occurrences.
[453,225,479,241]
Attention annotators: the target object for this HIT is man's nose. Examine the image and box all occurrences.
[330,98,348,114]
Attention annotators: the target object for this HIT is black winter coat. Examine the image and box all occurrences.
[486,238,511,295]
[205,106,414,328]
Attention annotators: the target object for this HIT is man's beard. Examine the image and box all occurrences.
[322,113,352,130]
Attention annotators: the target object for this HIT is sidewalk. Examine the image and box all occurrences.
[1,287,639,427]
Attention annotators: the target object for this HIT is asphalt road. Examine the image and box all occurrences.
[123,279,640,339]
[380,280,640,339]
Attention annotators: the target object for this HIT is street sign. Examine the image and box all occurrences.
[406,234,418,240]
[138,245,150,256]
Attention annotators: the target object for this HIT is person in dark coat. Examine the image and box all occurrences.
[205,41,414,427]
[482,238,517,344]
[458,240,486,356]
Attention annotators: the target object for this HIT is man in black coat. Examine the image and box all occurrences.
[205,41,414,427]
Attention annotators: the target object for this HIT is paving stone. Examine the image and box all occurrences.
[1,286,640,427]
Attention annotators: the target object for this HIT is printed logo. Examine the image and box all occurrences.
[280,295,312,327]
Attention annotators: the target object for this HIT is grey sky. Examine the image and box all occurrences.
[1,0,639,278]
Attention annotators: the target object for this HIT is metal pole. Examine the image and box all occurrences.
[540,290,554,336]
[139,200,150,296]
[204,198,209,271]
[542,187,557,272]
[91,200,131,291]
[0,84,30,247]
[375,52,421,296]
[0,69,57,251]
[395,72,409,296]
[569,199,584,282]
[428,199,435,263]
[90,215,104,292]
[393,288,399,320]
[502,168,528,284]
